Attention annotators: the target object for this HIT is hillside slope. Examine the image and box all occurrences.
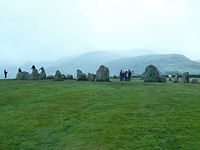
[46,49,154,75]
[106,54,200,75]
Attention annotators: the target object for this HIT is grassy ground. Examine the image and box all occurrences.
[0,79,200,150]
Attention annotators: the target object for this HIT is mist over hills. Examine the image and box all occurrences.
[1,49,200,79]
[106,54,200,75]
[194,59,200,63]
[46,49,155,75]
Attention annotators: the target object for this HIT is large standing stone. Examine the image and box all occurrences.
[16,72,30,80]
[39,67,46,79]
[143,65,160,82]
[190,78,198,84]
[31,69,39,80]
[77,69,87,81]
[96,65,109,82]
[88,73,96,82]
[174,74,179,83]
[182,72,189,83]
[54,70,63,81]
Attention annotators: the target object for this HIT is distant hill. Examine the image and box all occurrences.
[194,59,200,63]
[46,49,155,75]
[106,54,200,75]
[2,50,200,78]
[1,49,154,78]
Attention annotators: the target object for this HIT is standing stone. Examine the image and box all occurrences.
[66,74,73,80]
[77,69,87,81]
[143,65,160,82]
[96,65,109,82]
[190,78,198,84]
[160,76,166,83]
[88,73,96,82]
[140,72,145,80]
[62,74,67,80]
[54,70,63,81]
[174,74,179,83]
[182,72,189,83]
[31,69,39,80]
[47,75,54,80]
[39,67,46,79]
[16,72,30,80]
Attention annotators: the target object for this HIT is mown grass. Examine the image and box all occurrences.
[0,79,200,150]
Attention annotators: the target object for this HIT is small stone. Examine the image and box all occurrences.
[160,76,166,83]
[88,73,96,82]
[62,74,67,80]
[66,74,73,80]
[190,78,198,84]
[47,75,54,80]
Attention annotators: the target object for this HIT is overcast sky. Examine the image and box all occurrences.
[0,0,200,64]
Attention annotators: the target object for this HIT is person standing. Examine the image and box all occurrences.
[4,69,8,79]
[31,65,36,70]
[122,71,125,81]
[18,68,22,72]
[125,71,128,81]
[169,74,172,81]
[120,70,123,81]
[128,70,132,81]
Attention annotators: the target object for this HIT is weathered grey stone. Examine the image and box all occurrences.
[190,78,198,84]
[88,73,96,82]
[96,65,109,82]
[113,75,118,79]
[54,70,63,81]
[182,72,189,83]
[66,74,73,80]
[174,74,179,83]
[31,69,39,80]
[47,75,54,80]
[39,67,46,79]
[16,72,30,80]
[140,72,145,80]
[62,74,67,80]
[143,65,160,82]
[77,69,87,81]
[160,76,166,83]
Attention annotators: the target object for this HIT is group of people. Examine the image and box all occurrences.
[120,70,132,81]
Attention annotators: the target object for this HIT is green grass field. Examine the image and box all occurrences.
[0,79,200,150]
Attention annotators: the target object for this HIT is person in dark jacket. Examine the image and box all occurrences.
[18,68,22,72]
[4,69,8,79]
[120,70,123,81]
[128,70,132,81]
[31,65,36,70]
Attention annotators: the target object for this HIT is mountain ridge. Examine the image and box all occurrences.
[1,50,200,78]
